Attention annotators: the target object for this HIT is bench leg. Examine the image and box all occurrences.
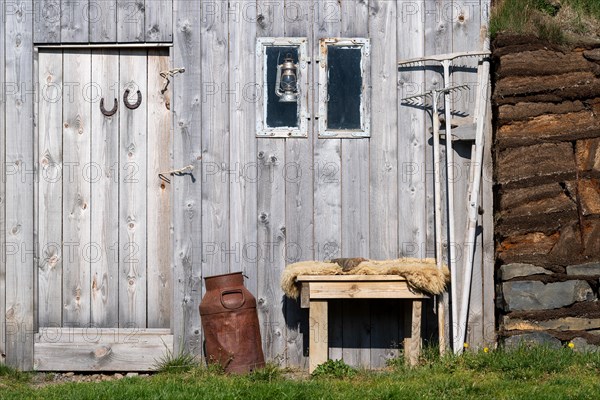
[405,300,422,366]
[309,300,328,373]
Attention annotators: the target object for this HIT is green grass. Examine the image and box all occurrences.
[2,346,600,399]
[490,0,600,43]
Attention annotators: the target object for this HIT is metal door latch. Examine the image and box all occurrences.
[160,68,186,94]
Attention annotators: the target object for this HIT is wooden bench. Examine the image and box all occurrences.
[297,275,430,372]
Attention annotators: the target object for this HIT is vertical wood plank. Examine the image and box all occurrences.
[453,0,484,349]
[408,300,422,366]
[229,0,258,297]
[339,0,371,369]
[201,0,230,278]
[62,50,92,328]
[118,0,145,42]
[147,49,172,329]
[61,0,89,42]
[256,0,287,363]
[145,0,173,42]
[284,0,313,369]
[368,1,401,367]
[5,0,35,369]
[172,0,203,355]
[37,50,63,328]
[424,0,453,351]
[0,0,6,363]
[119,50,148,329]
[34,0,61,43]
[90,0,118,42]
[314,0,343,363]
[90,50,120,328]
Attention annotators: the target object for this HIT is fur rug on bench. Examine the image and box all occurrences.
[281,257,450,299]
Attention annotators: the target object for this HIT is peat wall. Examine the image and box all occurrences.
[493,35,600,348]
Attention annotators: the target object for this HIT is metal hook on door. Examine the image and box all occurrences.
[123,89,142,110]
[100,97,118,116]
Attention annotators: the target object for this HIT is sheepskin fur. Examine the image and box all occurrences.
[281,258,450,299]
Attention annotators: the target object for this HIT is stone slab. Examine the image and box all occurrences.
[503,280,595,311]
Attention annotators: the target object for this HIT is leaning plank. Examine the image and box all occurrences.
[90,0,117,42]
[90,49,120,328]
[34,0,61,42]
[5,0,35,370]
[145,0,173,42]
[61,0,89,42]
[37,50,64,328]
[34,329,173,371]
[172,0,203,356]
[118,0,145,42]
[62,50,92,327]
[119,49,148,329]
[147,49,173,329]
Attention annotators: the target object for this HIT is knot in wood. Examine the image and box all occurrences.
[259,212,269,224]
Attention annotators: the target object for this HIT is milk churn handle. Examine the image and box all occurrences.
[220,289,246,309]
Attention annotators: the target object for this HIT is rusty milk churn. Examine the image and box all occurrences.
[199,272,265,373]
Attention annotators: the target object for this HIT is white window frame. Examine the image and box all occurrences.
[318,38,371,138]
[256,37,309,138]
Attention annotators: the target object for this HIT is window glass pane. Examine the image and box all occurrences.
[266,46,299,128]
[327,46,362,130]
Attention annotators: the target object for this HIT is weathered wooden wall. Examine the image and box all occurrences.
[1,0,494,370]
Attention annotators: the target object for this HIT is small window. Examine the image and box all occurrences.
[319,38,370,138]
[256,38,308,137]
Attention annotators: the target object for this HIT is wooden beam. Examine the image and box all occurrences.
[5,0,35,370]
[407,300,423,366]
[308,282,429,300]
[0,0,6,364]
[34,328,173,371]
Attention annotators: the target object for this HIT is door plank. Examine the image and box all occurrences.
[119,50,148,329]
[147,50,173,329]
[62,50,92,327]
[90,49,120,328]
[118,0,145,42]
[38,50,64,328]
[34,0,61,43]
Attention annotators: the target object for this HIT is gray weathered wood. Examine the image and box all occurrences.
[34,0,61,43]
[145,0,173,42]
[61,0,89,42]
[90,49,120,328]
[0,2,6,363]
[5,0,36,370]
[229,0,258,297]
[118,0,145,42]
[369,0,400,367]
[37,50,64,327]
[147,49,172,329]
[34,328,172,371]
[314,0,343,362]
[200,0,230,281]
[62,50,92,327]
[283,0,312,369]
[340,0,371,369]
[119,49,148,328]
[90,0,118,42]
[255,0,287,364]
[172,0,203,356]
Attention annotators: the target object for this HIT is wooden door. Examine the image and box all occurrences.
[34,48,173,371]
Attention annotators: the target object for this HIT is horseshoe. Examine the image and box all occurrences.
[123,89,142,110]
[100,97,118,117]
